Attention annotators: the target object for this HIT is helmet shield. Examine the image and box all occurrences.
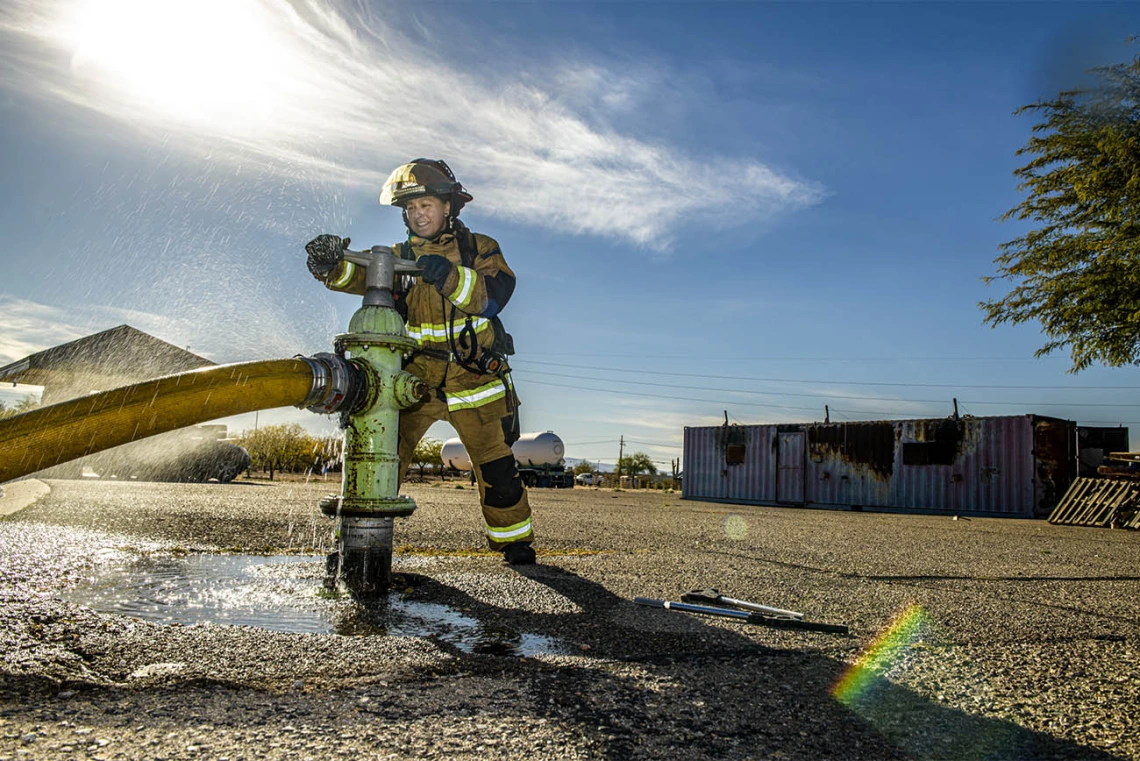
[379,159,473,210]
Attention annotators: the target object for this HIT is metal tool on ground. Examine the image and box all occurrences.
[682,588,805,620]
[634,597,849,635]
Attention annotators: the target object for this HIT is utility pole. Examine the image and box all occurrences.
[617,435,624,486]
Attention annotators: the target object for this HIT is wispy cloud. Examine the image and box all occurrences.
[0,298,89,364]
[0,0,823,249]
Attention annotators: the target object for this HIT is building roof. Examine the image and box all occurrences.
[0,324,215,387]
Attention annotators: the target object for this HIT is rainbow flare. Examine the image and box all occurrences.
[832,603,928,706]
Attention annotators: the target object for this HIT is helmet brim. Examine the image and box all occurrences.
[379,185,473,208]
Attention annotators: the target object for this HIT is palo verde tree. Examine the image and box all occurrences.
[234,423,312,480]
[617,452,657,477]
[572,460,597,476]
[982,51,1140,372]
[411,437,443,480]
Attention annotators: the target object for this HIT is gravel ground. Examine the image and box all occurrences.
[1,477,1138,760]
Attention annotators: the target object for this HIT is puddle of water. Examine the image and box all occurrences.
[62,554,565,657]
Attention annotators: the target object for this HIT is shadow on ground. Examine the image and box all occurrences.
[339,563,1116,761]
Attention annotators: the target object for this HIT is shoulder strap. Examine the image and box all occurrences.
[457,229,478,268]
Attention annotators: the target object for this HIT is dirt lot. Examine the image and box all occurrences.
[1,477,1138,760]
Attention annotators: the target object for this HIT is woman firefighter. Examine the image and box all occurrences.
[305,159,535,565]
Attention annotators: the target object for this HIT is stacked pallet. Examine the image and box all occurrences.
[1049,453,1140,529]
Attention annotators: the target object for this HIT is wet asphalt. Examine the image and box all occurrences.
[1,477,1138,760]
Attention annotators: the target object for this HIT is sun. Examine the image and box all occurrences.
[61,0,299,133]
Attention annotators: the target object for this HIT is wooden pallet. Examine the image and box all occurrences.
[1049,477,1140,528]
[1106,451,1140,463]
[1124,504,1140,530]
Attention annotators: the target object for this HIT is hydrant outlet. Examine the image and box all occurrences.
[297,352,367,415]
[394,370,429,410]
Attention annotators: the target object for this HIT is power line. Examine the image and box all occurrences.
[523,352,1056,364]
[517,359,1140,391]
[520,379,1134,427]
[625,438,681,448]
[513,369,1140,408]
[521,378,827,414]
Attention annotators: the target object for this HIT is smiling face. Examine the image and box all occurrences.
[404,196,451,239]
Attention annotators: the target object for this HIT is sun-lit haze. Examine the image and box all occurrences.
[2,0,1140,471]
[3,0,819,248]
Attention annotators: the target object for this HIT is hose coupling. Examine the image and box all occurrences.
[298,352,367,414]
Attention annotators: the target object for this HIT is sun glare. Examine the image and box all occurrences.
[63,0,299,133]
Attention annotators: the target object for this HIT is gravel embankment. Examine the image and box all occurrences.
[1,477,1137,760]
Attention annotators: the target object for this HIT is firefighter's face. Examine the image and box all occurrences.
[405,196,451,238]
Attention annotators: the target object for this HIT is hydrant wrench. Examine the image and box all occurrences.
[681,588,804,620]
[634,596,848,635]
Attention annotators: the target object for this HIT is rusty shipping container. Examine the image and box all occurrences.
[682,415,1078,518]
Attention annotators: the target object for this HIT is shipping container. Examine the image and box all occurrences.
[682,415,1082,518]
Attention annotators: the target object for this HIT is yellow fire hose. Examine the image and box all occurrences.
[0,358,337,484]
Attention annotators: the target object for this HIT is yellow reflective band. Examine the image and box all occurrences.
[407,317,490,345]
[329,261,356,289]
[406,323,449,344]
[445,378,506,410]
[449,266,476,309]
[486,518,533,541]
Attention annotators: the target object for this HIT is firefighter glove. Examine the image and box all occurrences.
[306,234,350,280]
[417,254,453,288]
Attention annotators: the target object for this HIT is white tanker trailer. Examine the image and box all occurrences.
[441,431,575,488]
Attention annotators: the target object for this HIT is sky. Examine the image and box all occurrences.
[1,0,1139,472]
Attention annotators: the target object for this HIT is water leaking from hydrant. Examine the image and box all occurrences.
[62,553,566,657]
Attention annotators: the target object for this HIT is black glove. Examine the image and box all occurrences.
[306,234,350,280]
[417,254,453,288]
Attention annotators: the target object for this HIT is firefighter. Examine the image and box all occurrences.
[305,159,536,565]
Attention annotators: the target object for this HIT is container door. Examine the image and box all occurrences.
[777,432,805,504]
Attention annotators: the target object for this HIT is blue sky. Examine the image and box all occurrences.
[2,0,1139,471]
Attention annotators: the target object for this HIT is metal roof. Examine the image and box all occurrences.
[0,324,214,386]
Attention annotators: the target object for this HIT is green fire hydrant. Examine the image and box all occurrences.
[317,246,426,599]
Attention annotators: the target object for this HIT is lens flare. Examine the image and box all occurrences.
[723,514,748,540]
[832,603,928,706]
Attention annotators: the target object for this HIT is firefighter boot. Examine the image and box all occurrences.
[503,542,536,565]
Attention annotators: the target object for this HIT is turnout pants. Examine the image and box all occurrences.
[397,363,533,550]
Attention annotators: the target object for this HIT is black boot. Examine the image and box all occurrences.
[502,542,536,565]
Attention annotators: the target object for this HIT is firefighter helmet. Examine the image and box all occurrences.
[379,159,473,213]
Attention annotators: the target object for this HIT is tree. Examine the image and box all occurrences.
[0,396,40,420]
[617,452,657,477]
[982,52,1140,372]
[234,424,312,480]
[572,460,597,476]
[411,438,443,480]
